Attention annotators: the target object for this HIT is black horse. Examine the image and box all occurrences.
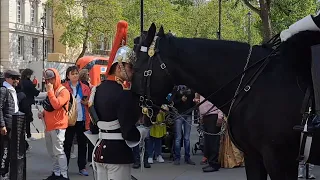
[131,22,320,179]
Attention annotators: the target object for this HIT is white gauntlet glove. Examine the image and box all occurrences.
[280,15,320,42]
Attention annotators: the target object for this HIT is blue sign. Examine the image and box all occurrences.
[101,67,107,73]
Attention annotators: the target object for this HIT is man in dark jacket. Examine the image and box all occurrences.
[20,69,40,141]
[0,70,20,178]
[173,85,196,165]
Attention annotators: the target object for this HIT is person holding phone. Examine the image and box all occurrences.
[62,66,91,176]
[39,68,70,180]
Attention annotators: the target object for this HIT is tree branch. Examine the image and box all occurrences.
[266,0,271,8]
[242,0,260,14]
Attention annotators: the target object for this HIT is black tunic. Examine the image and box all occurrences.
[93,80,140,164]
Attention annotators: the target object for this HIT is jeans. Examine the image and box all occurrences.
[132,127,150,164]
[148,136,162,158]
[64,121,87,170]
[174,115,192,160]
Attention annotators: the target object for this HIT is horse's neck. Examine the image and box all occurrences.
[170,38,253,112]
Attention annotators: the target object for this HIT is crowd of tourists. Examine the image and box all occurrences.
[0,65,315,180]
[0,64,245,180]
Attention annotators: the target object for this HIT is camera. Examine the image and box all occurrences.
[178,85,191,96]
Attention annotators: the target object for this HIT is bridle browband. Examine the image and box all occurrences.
[138,34,279,123]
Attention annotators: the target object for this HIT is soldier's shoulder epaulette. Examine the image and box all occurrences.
[114,76,131,90]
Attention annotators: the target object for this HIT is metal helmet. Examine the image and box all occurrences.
[113,46,135,65]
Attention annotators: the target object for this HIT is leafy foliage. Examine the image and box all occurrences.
[47,0,122,60]
[49,0,320,59]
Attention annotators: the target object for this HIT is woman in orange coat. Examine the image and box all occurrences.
[62,65,91,176]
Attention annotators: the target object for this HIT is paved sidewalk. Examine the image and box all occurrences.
[27,137,248,180]
[27,107,320,180]
[26,135,320,180]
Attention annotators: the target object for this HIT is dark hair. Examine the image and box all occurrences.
[108,62,132,75]
[65,66,79,81]
[108,63,118,75]
[21,68,33,79]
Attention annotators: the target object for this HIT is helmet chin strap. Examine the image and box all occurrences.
[118,61,130,81]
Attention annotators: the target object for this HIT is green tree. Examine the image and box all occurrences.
[270,0,317,34]
[241,0,318,42]
[175,0,262,44]
[47,0,122,62]
[121,0,183,46]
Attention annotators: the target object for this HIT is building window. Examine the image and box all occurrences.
[44,40,50,58]
[32,38,38,56]
[30,3,37,25]
[17,0,24,23]
[18,36,24,56]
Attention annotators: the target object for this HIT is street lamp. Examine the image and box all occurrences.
[140,0,144,35]
[217,0,222,40]
[247,11,252,45]
[40,15,45,91]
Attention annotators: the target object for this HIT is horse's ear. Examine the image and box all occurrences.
[145,23,156,46]
[158,26,165,37]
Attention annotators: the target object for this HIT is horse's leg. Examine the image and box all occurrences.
[262,146,298,180]
[244,154,268,180]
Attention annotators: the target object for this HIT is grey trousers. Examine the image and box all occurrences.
[45,129,68,177]
[95,163,131,180]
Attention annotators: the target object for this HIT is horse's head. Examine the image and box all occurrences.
[132,23,175,108]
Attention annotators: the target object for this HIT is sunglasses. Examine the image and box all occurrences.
[10,76,20,80]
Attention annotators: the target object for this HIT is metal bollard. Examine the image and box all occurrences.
[9,112,26,180]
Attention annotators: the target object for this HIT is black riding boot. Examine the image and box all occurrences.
[311,45,320,129]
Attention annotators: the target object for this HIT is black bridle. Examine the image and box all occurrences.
[138,35,280,119]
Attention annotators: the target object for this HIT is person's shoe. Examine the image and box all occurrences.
[202,165,219,173]
[185,158,196,165]
[132,162,141,169]
[57,176,69,180]
[27,137,37,141]
[43,173,59,180]
[200,157,208,165]
[156,155,164,163]
[202,165,210,170]
[70,153,77,159]
[79,169,89,176]
[144,162,151,168]
[173,159,180,165]
[147,157,153,164]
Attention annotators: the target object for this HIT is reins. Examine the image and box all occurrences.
[138,35,280,135]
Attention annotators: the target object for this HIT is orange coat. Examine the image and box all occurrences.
[63,81,91,130]
[44,68,70,132]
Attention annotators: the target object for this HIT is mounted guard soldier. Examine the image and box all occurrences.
[280,10,320,178]
[85,20,147,180]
